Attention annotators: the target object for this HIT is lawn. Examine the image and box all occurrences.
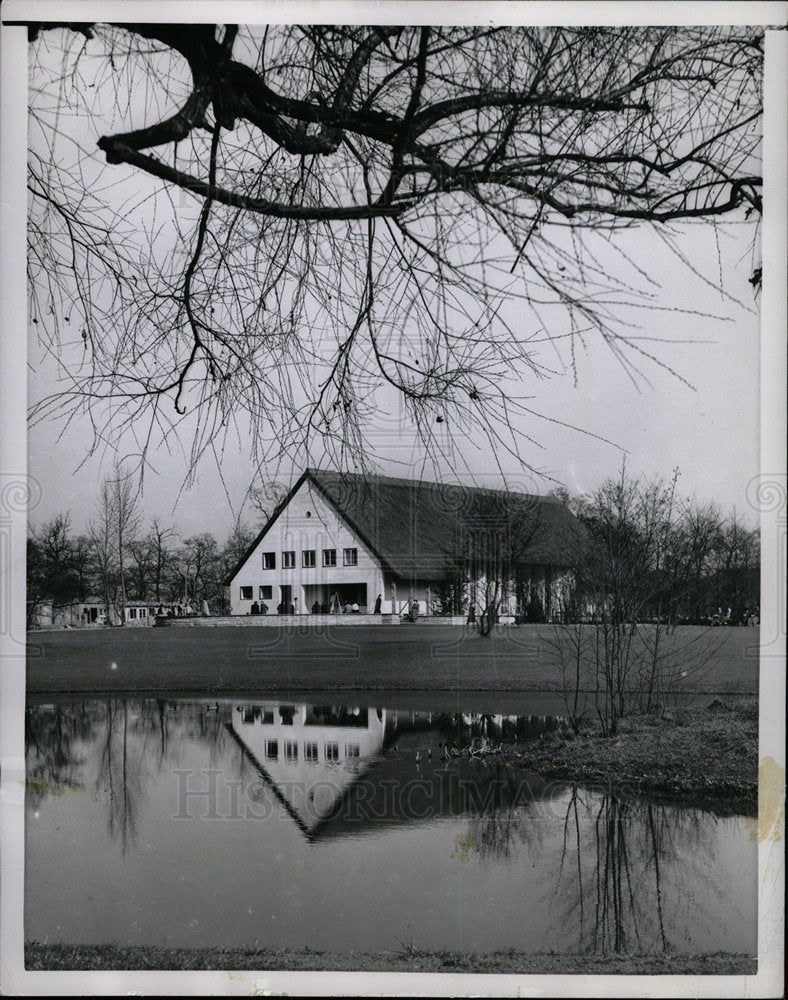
[24,941,757,975]
[26,623,759,695]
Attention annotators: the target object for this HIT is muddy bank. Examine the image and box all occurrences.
[24,941,756,975]
[499,698,758,815]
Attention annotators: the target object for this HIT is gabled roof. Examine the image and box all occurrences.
[225,468,588,584]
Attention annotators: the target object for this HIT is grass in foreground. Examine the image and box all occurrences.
[24,942,756,975]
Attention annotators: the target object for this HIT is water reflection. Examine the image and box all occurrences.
[25,695,756,959]
[555,789,682,955]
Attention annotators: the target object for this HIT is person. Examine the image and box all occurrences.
[312,600,320,614]
[410,600,419,622]
[260,602,268,615]
[251,601,260,616]
[351,602,360,613]
[288,602,295,615]
[374,594,382,614]
[277,601,283,615]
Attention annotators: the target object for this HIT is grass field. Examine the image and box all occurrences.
[26,623,759,695]
[24,941,757,975]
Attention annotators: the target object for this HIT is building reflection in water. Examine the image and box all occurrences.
[228,700,566,840]
[24,695,756,958]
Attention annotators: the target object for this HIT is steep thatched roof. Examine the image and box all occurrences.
[226,468,588,584]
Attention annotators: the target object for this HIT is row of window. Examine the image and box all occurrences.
[262,547,357,570]
[264,738,361,763]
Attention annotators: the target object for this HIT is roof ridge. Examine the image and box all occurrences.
[309,467,554,502]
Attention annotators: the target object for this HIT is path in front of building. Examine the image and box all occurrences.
[24,624,759,695]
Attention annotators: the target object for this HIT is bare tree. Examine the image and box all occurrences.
[88,483,118,622]
[26,513,78,625]
[27,24,763,478]
[126,538,154,601]
[709,511,760,615]
[460,491,545,634]
[547,469,728,733]
[179,533,221,607]
[88,464,142,623]
[248,482,289,526]
[146,517,177,603]
[110,464,142,623]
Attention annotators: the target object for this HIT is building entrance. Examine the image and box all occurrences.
[278,585,294,614]
[304,583,368,613]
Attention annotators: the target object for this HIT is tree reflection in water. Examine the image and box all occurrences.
[26,701,94,809]
[557,787,710,955]
[465,775,721,957]
[26,697,235,853]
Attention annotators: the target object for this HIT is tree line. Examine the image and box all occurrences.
[544,470,759,736]
[553,470,760,627]
[433,469,759,629]
[26,465,260,626]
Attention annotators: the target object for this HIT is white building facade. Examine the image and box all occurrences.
[228,477,387,616]
[225,469,587,620]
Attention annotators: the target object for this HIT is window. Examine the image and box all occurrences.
[262,551,276,569]
[305,741,319,763]
[285,740,298,762]
[240,586,253,600]
[282,550,296,569]
[265,739,278,761]
[323,548,337,567]
[343,547,358,566]
[259,585,272,601]
[345,743,360,758]
[302,549,316,568]
[140,607,147,617]
[128,608,137,619]
[325,742,339,761]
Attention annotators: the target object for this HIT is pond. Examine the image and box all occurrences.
[25,695,756,961]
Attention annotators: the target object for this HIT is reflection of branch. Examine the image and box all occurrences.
[648,802,668,950]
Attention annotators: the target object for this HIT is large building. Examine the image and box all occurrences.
[224,468,587,619]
